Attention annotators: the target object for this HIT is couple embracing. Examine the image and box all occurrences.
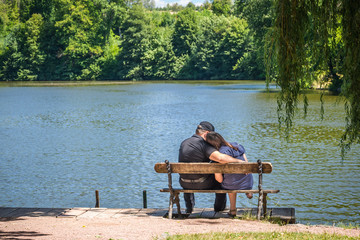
[178,121,253,217]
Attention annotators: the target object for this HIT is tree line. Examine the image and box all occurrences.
[0,0,272,81]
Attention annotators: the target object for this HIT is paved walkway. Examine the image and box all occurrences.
[0,207,167,219]
[0,207,295,222]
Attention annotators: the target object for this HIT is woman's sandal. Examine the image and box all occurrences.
[227,209,237,218]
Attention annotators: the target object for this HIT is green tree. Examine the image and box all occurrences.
[172,8,198,57]
[211,0,232,16]
[96,0,126,41]
[200,0,212,11]
[177,12,252,80]
[186,2,196,10]
[97,30,121,80]
[220,17,252,79]
[234,0,273,79]
[53,0,104,80]
[0,0,20,55]
[159,11,175,27]
[19,0,55,22]
[117,4,152,80]
[0,13,45,80]
[181,14,226,79]
[143,26,179,80]
[88,0,126,80]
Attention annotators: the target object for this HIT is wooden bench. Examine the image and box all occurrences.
[154,160,279,219]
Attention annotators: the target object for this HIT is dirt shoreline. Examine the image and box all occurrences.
[1,216,359,240]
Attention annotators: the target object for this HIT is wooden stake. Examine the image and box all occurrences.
[143,190,147,209]
[95,190,100,208]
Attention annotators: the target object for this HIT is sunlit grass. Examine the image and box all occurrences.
[335,222,359,230]
[155,231,358,240]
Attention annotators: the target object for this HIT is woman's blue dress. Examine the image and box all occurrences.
[219,142,253,190]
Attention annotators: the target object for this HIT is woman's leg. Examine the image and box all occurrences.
[228,192,237,215]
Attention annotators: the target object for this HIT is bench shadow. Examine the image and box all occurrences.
[162,213,191,219]
[0,208,68,220]
[0,217,26,222]
[0,230,50,240]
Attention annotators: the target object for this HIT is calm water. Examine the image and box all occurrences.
[0,81,359,225]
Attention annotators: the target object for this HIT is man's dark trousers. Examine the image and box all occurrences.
[179,175,227,213]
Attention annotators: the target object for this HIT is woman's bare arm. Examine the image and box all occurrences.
[209,151,242,163]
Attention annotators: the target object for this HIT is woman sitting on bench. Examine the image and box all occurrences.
[206,132,254,217]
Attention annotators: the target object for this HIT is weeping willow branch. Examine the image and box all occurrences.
[267,0,308,137]
[267,0,360,157]
[340,0,360,157]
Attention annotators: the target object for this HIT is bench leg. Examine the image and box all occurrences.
[257,190,263,220]
[168,192,182,219]
[168,193,173,219]
[263,193,268,217]
[174,192,183,218]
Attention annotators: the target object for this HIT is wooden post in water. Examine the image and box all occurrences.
[95,190,100,208]
[143,190,147,208]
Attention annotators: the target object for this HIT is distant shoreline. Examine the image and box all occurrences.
[0,81,134,87]
[0,80,267,87]
[0,80,330,93]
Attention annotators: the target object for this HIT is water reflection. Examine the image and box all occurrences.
[0,82,359,225]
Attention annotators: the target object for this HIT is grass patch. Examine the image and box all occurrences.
[234,210,288,226]
[335,222,359,230]
[156,231,357,240]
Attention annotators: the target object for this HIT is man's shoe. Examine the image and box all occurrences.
[186,208,193,214]
[246,193,253,199]
[214,204,226,212]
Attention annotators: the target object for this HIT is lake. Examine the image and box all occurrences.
[0,81,359,225]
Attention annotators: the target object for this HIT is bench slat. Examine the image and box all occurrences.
[154,162,272,174]
[160,188,280,194]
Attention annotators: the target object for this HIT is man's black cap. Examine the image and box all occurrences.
[198,121,215,131]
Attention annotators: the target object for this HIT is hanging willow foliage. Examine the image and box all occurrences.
[266,0,308,138]
[266,0,360,157]
[340,0,360,157]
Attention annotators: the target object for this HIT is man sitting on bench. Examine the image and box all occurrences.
[178,121,244,214]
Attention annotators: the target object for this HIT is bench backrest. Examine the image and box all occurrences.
[154,162,272,174]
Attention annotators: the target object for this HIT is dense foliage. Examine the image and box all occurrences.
[0,0,270,81]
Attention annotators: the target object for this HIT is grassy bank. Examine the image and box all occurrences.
[158,231,358,240]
